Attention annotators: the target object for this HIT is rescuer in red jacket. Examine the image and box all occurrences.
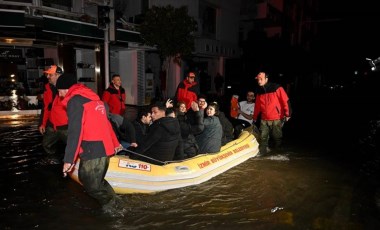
[174,72,200,111]
[102,74,126,116]
[253,72,291,155]
[38,65,68,164]
[56,73,123,215]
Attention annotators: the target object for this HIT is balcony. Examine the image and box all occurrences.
[194,38,240,58]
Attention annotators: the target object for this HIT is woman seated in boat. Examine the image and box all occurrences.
[195,102,223,154]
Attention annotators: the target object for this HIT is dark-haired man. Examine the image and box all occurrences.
[133,103,183,164]
[132,107,152,144]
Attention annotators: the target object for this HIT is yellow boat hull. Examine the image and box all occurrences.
[69,130,259,194]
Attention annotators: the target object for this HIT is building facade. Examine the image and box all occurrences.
[0,0,148,105]
[124,0,241,98]
[0,0,243,105]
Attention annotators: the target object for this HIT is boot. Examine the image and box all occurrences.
[259,145,267,155]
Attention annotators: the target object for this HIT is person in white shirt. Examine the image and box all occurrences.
[237,91,255,125]
[232,91,256,138]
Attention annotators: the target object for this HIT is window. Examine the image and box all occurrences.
[200,4,216,38]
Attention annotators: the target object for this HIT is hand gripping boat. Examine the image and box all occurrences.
[69,128,259,194]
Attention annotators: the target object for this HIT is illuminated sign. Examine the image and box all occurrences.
[0,49,22,60]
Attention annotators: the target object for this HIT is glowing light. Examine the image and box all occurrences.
[10,74,15,77]
[10,90,19,112]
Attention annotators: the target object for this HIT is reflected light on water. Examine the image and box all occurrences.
[0,113,379,229]
[0,114,40,127]
[10,90,19,112]
[0,89,41,122]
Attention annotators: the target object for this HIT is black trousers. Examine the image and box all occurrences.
[78,156,116,206]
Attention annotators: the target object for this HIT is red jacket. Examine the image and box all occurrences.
[102,84,126,115]
[253,82,291,121]
[175,80,200,110]
[61,84,120,163]
[39,83,68,130]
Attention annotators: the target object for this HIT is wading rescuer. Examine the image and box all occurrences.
[38,65,67,164]
[56,73,125,216]
[253,71,291,155]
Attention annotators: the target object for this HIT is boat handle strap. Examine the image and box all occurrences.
[119,148,167,165]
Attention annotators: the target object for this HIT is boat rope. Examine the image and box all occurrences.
[117,130,256,166]
[119,148,168,165]
[161,132,254,164]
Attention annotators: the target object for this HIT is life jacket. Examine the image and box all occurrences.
[80,100,117,156]
[102,84,126,115]
[62,84,119,162]
[230,95,239,118]
[253,82,291,121]
[39,83,68,129]
[175,80,199,110]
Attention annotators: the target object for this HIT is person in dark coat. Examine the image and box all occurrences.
[132,107,152,144]
[109,113,138,149]
[215,108,234,145]
[195,102,223,153]
[132,103,183,165]
[176,101,204,158]
[186,94,208,123]
[56,73,123,215]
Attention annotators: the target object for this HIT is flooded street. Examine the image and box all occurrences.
[0,96,380,229]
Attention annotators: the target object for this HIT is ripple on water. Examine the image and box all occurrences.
[1,116,380,229]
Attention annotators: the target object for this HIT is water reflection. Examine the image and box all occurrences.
[0,116,379,229]
[0,114,40,127]
[10,89,18,112]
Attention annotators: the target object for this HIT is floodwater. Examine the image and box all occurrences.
[0,95,380,230]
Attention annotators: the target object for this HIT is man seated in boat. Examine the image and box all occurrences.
[231,90,259,138]
[108,113,138,150]
[186,94,207,120]
[132,107,152,145]
[131,102,183,165]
